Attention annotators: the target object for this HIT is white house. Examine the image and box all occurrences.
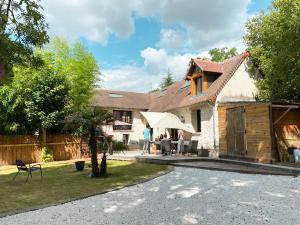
[93,52,257,156]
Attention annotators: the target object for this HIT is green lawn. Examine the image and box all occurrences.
[0,160,168,214]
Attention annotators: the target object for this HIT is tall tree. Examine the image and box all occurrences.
[160,69,174,88]
[0,63,69,137]
[244,0,300,102]
[0,0,49,78]
[208,47,238,62]
[46,38,99,112]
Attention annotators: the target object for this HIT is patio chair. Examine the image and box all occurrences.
[139,139,144,150]
[184,140,198,154]
[12,160,43,183]
[161,139,171,155]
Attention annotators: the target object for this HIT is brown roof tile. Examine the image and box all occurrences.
[148,81,189,111]
[93,52,249,112]
[93,89,150,109]
[193,59,223,73]
[183,52,249,107]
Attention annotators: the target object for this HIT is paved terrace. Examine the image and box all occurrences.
[106,151,300,176]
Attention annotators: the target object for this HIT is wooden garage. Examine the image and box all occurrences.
[218,102,300,163]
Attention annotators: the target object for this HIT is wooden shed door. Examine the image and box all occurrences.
[226,107,246,155]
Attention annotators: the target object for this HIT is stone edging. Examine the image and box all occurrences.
[0,166,173,219]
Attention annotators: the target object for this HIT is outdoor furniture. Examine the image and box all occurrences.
[12,160,43,182]
[184,140,198,154]
[150,142,157,154]
[139,139,144,150]
[161,139,171,155]
[155,141,161,151]
[171,140,178,154]
[75,160,85,171]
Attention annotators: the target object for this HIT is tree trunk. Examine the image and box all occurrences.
[0,60,5,80]
[41,127,47,148]
[100,152,107,176]
[89,126,100,177]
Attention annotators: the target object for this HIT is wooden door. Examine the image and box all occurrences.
[226,107,246,155]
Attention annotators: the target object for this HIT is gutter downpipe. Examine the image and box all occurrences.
[209,101,217,151]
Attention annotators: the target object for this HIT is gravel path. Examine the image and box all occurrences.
[1,167,300,225]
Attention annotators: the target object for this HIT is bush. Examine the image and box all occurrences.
[42,146,54,162]
[113,141,126,151]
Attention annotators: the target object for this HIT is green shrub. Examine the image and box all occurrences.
[42,146,54,162]
[113,141,126,151]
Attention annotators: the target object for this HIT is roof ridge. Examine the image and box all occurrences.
[95,88,149,95]
[194,51,249,64]
[194,58,222,64]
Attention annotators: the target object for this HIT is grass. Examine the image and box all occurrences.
[0,160,168,214]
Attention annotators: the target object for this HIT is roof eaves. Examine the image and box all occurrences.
[209,52,250,102]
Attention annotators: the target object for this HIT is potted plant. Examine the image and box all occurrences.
[75,160,85,171]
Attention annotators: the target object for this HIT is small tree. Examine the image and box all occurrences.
[160,69,174,88]
[65,108,112,177]
[208,47,238,62]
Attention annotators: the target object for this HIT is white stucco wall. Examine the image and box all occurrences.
[216,60,257,102]
[190,106,217,151]
[101,109,146,144]
[170,105,219,157]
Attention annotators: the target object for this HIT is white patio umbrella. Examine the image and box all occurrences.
[140,112,194,133]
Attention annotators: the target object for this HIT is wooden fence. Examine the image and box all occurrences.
[0,135,81,165]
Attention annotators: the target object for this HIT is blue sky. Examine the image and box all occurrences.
[42,0,272,92]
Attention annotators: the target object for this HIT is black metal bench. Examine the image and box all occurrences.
[12,160,43,182]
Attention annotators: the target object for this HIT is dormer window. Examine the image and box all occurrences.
[186,58,223,97]
[195,77,202,96]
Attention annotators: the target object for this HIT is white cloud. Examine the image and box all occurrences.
[42,0,251,49]
[102,47,209,92]
[101,66,153,93]
[156,29,187,50]
[136,0,250,51]
[141,47,196,80]
[42,0,253,92]
[42,0,135,44]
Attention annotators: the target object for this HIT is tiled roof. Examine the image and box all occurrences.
[183,52,249,107]
[193,59,223,73]
[148,81,189,112]
[93,89,150,109]
[93,52,249,112]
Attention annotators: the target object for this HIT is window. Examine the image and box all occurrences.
[197,110,201,132]
[113,110,132,130]
[109,93,123,98]
[207,73,220,87]
[192,109,201,132]
[195,77,202,96]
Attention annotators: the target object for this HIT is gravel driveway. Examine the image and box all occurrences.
[1,167,300,225]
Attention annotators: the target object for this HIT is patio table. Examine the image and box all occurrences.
[171,141,178,154]
[150,141,162,155]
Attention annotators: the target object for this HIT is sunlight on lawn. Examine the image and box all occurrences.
[0,160,168,214]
